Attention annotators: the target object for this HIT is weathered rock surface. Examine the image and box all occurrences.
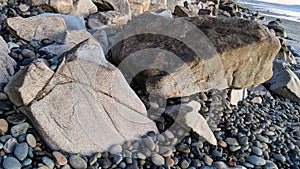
[6,16,67,42]
[41,30,97,56]
[73,0,98,17]
[6,39,157,155]
[165,101,217,145]
[87,11,129,30]
[111,13,281,98]
[92,0,131,18]
[0,36,16,85]
[4,60,54,107]
[39,13,86,30]
[129,0,150,16]
[90,30,109,54]
[50,0,74,14]
[174,5,198,17]
[266,59,300,102]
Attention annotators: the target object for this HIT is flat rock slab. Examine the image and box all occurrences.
[0,36,16,85]
[6,39,157,155]
[111,13,281,98]
[6,16,67,42]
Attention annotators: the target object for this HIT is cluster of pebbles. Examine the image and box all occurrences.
[1,83,300,169]
[0,0,300,169]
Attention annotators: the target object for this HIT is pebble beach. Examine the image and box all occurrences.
[0,0,299,169]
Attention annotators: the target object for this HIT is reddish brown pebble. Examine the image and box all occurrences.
[34,146,42,151]
[0,150,5,157]
[166,157,174,167]
[218,140,227,148]
[52,151,68,166]
[227,160,237,167]
[0,119,8,133]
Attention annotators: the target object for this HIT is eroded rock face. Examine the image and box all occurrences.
[6,39,157,155]
[0,36,16,85]
[165,101,217,145]
[6,16,67,42]
[111,13,281,98]
[4,60,54,107]
[266,60,300,102]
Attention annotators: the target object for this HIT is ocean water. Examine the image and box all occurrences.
[236,0,300,22]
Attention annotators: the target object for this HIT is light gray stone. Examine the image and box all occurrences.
[3,138,18,153]
[42,156,55,169]
[226,137,239,146]
[267,60,300,102]
[14,143,29,161]
[0,36,16,85]
[165,101,217,145]
[11,123,30,137]
[73,0,98,17]
[69,155,87,169]
[3,157,21,169]
[151,153,165,166]
[49,0,73,14]
[246,156,266,166]
[5,60,54,107]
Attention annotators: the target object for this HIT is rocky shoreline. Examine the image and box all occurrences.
[0,0,299,169]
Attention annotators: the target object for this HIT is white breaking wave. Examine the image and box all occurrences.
[258,0,300,5]
[237,0,300,22]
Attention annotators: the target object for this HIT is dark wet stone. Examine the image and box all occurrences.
[7,114,27,124]
[0,101,13,111]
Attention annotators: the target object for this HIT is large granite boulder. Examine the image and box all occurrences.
[5,39,157,155]
[110,13,281,98]
[0,36,16,85]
